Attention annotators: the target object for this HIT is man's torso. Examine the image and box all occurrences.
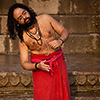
[22,14,58,55]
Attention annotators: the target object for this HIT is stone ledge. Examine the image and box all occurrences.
[1,71,100,87]
[71,97,100,100]
[52,15,100,34]
[0,33,100,54]
[69,71,100,86]
[0,72,100,92]
[1,15,100,35]
[1,72,100,99]
[0,0,100,15]
[0,72,32,87]
[63,33,100,54]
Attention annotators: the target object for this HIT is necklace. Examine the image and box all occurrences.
[26,23,43,46]
[42,35,50,56]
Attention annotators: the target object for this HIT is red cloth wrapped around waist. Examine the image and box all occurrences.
[30,48,63,75]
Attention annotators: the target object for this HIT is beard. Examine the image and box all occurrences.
[19,17,36,30]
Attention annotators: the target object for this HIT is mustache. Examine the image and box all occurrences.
[24,17,30,23]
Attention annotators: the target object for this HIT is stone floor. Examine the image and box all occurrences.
[0,53,100,73]
[0,53,100,100]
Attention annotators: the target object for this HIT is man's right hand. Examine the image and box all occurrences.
[38,60,50,72]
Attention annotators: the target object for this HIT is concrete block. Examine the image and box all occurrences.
[0,35,19,54]
[0,35,8,54]
[52,15,95,34]
[28,0,58,14]
[0,0,16,14]
[1,0,59,15]
[0,0,100,15]
[1,15,100,35]
[8,37,19,54]
[0,0,1,14]
[58,0,100,15]
[0,33,100,54]
[63,33,100,54]
[0,17,1,34]
[0,16,7,34]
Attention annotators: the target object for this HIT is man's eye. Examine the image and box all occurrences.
[23,11,27,15]
[18,16,22,21]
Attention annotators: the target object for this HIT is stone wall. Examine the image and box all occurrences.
[1,71,100,98]
[0,0,100,54]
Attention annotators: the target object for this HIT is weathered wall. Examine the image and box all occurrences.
[0,0,100,54]
[0,0,100,34]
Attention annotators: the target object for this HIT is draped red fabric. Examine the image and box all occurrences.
[31,48,71,100]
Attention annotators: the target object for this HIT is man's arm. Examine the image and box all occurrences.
[19,40,50,71]
[19,40,36,71]
[45,14,69,49]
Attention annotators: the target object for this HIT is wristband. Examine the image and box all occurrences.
[59,38,64,44]
[35,63,39,69]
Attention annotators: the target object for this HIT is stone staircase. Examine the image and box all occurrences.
[0,0,100,99]
[0,54,100,100]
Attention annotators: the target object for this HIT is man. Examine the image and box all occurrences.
[7,3,71,100]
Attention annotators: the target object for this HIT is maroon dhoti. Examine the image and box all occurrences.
[31,48,71,100]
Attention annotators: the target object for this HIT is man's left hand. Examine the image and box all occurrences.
[48,39,62,50]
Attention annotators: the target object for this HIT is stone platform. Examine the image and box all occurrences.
[0,54,100,100]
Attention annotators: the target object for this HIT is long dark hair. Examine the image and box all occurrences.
[7,3,37,42]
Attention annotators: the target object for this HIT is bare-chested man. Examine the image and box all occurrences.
[7,3,71,100]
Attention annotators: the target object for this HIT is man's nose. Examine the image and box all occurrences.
[23,15,26,19]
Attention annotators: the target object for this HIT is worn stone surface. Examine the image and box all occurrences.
[71,97,100,100]
[8,37,19,54]
[0,73,8,87]
[0,35,7,54]
[20,73,32,86]
[68,75,75,85]
[1,72,100,95]
[0,0,100,35]
[52,15,95,34]
[0,35,19,54]
[87,75,98,85]
[0,34,100,54]
[63,33,100,54]
[1,15,99,34]
[28,0,58,14]
[0,0,16,15]
[0,16,7,34]
[0,54,100,99]
[10,72,20,86]
[58,0,100,15]
[75,75,86,85]
[0,0,100,15]
[0,54,100,90]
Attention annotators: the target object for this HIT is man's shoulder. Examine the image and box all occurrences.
[37,14,51,20]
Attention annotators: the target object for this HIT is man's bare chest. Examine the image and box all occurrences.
[23,25,56,51]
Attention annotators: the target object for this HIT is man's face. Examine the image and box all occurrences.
[13,7,35,30]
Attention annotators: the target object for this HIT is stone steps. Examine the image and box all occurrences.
[0,95,33,100]
[1,15,100,35]
[0,54,100,99]
[1,93,100,100]
[0,33,100,54]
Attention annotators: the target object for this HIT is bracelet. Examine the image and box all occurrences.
[35,63,39,69]
[59,38,64,44]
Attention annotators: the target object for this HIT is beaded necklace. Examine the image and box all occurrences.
[26,23,43,46]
